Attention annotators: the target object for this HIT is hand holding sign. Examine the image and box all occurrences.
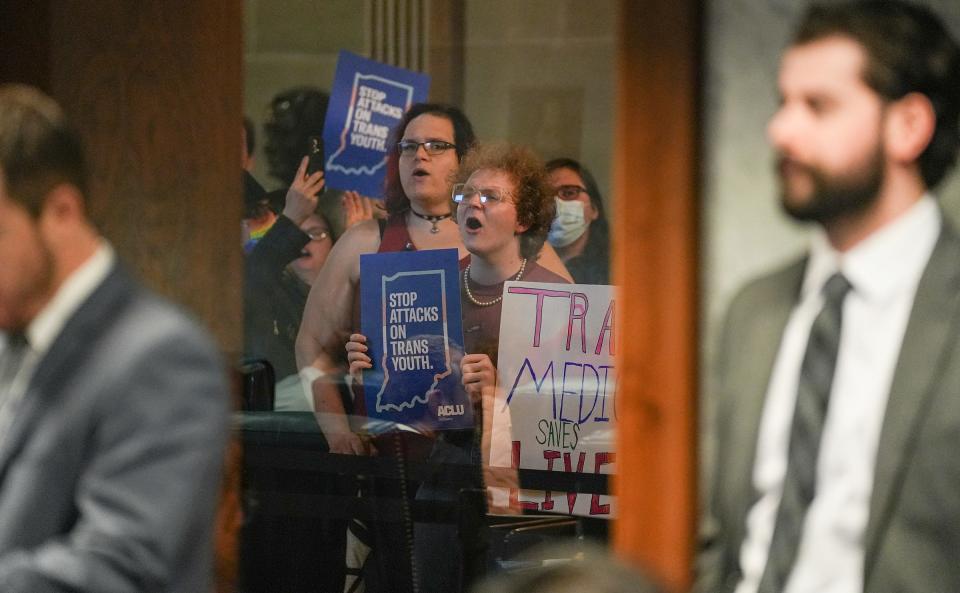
[345,333,372,380]
[461,353,495,406]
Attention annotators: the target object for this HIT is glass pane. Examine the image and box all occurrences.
[240,2,618,592]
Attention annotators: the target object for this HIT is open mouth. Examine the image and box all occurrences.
[299,249,311,258]
[465,216,482,231]
[412,168,429,178]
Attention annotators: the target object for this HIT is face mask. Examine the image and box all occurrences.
[547,198,588,248]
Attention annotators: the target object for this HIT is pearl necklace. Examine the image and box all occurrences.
[463,259,527,307]
[409,208,452,234]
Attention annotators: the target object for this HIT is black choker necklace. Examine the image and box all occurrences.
[409,208,452,234]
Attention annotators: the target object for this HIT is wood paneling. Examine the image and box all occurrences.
[34,1,243,353]
[427,0,465,105]
[0,2,51,91]
[613,1,700,591]
[1,10,243,587]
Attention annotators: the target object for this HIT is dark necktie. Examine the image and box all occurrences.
[0,332,30,400]
[757,272,852,593]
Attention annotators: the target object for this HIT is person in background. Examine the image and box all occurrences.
[298,102,478,593]
[243,156,328,381]
[545,158,610,284]
[242,176,274,254]
[262,86,382,239]
[243,155,379,408]
[0,84,229,593]
[242,115,273,254]
[346,142,569,593]
[298,103,478,456]
[242,86,383,376]
[264,87,330,188]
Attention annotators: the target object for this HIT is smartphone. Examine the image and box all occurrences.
[306,135,325,176]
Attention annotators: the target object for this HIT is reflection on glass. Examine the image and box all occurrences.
[239,3,616,592]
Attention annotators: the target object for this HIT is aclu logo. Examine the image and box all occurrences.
[437,404,465,418]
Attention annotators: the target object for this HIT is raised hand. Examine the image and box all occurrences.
[283,155,325,225]
[343,191,387,229]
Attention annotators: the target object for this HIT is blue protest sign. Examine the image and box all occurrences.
[360,248,472,431]
[323,50,430,198]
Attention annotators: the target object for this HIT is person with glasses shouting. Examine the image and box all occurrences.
[296,103,569,593]
[545,158,610,284]
[345,143,570,593]
[295,104,569,456]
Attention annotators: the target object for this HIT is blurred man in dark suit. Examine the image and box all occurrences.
[698,2,960,592]
[0,84,229,593]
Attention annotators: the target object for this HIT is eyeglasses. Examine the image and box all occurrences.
[305,229,330,241]
[452,183,511,207]
[397,140,457,156]
[555,185,588,201]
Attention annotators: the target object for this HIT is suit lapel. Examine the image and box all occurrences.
[863,224,960,577]
[725,260,806,548]
[0,264,136,480]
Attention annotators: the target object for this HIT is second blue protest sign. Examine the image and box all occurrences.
[359,248,472,431]
[323,50,430,198]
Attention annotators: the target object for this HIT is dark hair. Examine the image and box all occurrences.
[0,84,88,217]
[263,86,330,185]
[793,1,960,188]
[457,143,555,259]
[383,103,476,215]
[243,115,256,158]
[545,157,610,267]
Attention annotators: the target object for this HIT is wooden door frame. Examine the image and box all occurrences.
[613,1,701,591]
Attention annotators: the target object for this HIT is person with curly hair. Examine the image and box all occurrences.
[346,142,570,592]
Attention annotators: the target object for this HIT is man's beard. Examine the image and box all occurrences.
[778,144,885,225]
[0,231,55,333]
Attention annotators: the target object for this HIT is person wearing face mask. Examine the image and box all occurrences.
[545,158,611,285]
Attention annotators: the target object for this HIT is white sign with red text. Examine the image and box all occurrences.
[488,282,617,518]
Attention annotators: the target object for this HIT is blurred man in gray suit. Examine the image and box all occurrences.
[0,85,229,592]
[698,3,960,593]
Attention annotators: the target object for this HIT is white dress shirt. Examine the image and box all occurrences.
[0,242,115,437]
[735,196,941,593]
